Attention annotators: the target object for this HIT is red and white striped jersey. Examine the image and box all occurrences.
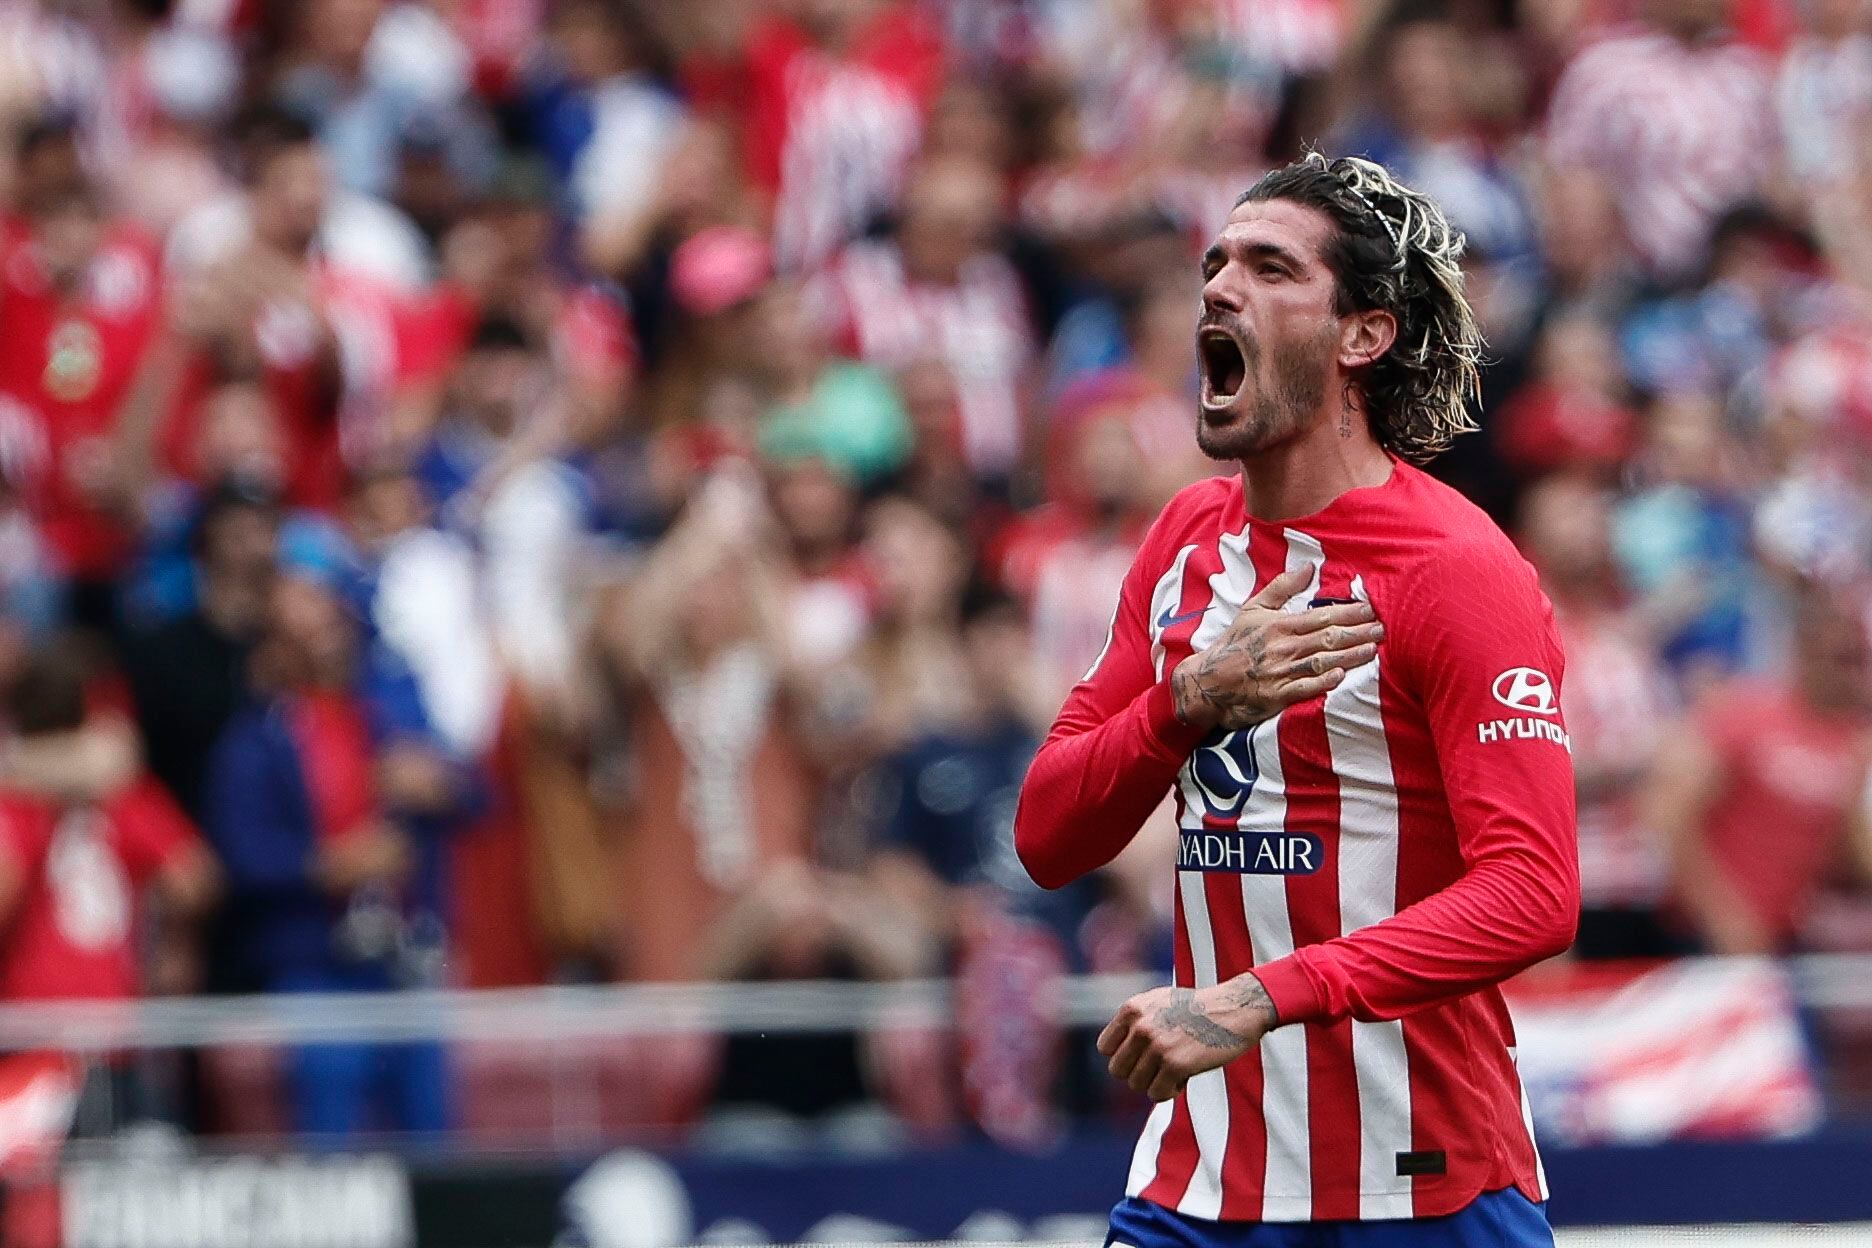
[1015,462,1580,1222]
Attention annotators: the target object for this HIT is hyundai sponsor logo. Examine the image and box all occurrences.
[1491,667,1558,715]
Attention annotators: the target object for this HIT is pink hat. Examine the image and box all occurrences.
[670,226,772,317]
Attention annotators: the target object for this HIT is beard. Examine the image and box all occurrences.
[1195,318,1337,462]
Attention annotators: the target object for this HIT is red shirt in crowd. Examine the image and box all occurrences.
[744,7,946,270]
[0,780,199,1002]
[1682,679,1870,945]
[0,217,162,578]
[159,265,434,514]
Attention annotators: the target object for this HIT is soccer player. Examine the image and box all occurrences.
[1013,154,1578,1247]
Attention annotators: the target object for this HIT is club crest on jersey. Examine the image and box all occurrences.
[1188,726,1260,819]
[1178,829,1324,874]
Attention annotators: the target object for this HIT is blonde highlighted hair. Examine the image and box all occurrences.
[1239,153,1482,464]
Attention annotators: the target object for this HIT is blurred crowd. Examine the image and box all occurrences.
[3,0,1872,1146]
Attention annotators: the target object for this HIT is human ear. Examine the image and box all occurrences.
[1339,309,1397,370]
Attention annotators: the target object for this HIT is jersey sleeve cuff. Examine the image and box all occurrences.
[1143,679,1209,759]
[1249,952,1328,1026]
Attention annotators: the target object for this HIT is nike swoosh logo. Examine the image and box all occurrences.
[1157,606,1207,631]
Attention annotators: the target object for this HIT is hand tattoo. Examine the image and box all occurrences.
[1154,988,1253,1052]
[1173,625,1275,728]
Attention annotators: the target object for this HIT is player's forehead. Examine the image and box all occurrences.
[1211,198,1338,267]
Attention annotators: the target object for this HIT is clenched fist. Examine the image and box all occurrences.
[1171,565,1384,731]
[1097,974,1279,1102]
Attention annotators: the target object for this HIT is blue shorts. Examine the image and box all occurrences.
[1106,1187,1553,1248]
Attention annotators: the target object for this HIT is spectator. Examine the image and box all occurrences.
[918,76,1018,176]
[160,106,414,513]
[1520,476,1677,959]
[834,495,976,761]
[0,4,110,158]
[996,375,1167,705]
[202,573,447,1136]
[419,167,639,457]
[1033,212,1194,399]
[0,467,60,640]
[414,320,586,708]
[866,583,1066,960]
[274,0,495,201]
[700,858,932,1130]
[340,462,490,995]
[892,356,980,534]
[167,102,428,296]
[1496,312,1638,482]
[0,115,163,630]
[581,113,760,297]
[0,642,216,1000]
[1526,164,1642,323]
[812,154,1035,481]
[1340,8,1532,264]
[1545,0,1777,279]
[602,467,933,1132]
[608,464,825,983]
[642,223,773,432]
[746,0,947,272]
[1777,0,1872,188]
[416,315,609,978]
[101,22,239,238]
[1610,390,1762,681]
[753,279,913,489]
[121,477,280,828]
[1642,580,1872,955]
[1620,205,1821,399]
[526,0,685,235]
[0,642,216,1123]
[121,381,348,627]
[1757,352,1872,585]
[762,448,872,673]
[345,462,500,770]
[860,580,1089,1142]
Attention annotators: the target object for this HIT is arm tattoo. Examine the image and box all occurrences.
[1154,988,1251,1051]
[1221,974,1277,1025]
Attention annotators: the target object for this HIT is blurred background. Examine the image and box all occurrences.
[0,0,1870,1244]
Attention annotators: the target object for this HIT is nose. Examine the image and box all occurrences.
[1202,263,1245,317]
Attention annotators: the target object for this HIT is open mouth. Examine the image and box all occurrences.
[1199,329,1247,407]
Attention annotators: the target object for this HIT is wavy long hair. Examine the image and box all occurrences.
[1238,153,1482,464]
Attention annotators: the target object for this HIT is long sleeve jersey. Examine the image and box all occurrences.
[1014,462,1580,1223]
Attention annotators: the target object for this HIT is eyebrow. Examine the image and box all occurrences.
[1202,239,1306,274]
